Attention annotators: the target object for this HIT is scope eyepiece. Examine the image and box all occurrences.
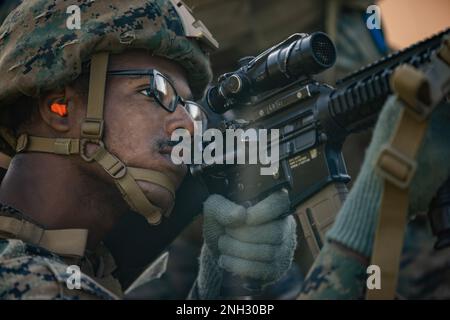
[221,74,243,96]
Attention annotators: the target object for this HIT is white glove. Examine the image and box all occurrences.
[192,190,297,299]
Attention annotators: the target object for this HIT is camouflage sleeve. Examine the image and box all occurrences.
[0,255,119,300]
[297,241,368,300]
[298,220,450,300]
[1,257,90,299]
[399,245,450,299]
[397,217,450,300]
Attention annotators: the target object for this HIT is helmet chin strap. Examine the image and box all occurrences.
[15,52,175,225]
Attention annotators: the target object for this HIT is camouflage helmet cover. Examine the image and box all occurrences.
[0,0,215,106]
[0,0,23,25]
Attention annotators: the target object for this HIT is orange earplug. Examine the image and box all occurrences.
[50,102,68,117]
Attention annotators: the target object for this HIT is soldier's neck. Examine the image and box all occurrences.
[0,153,126,249]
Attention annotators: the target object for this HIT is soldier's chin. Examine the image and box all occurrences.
[136,181,174,216]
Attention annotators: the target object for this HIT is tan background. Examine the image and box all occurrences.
[380,0,450,49]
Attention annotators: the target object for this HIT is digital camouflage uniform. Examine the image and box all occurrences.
[298,218,450,300]
[0,0,22,26]
[0,205,120,299]
[0,239,122,299]
[0,0,215,300]
[397,215,450,299]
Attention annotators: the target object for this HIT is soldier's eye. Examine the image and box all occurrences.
[139,88,152,98]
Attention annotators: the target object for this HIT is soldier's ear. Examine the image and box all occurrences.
[38,90,70,133]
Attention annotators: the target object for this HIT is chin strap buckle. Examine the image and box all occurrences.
[81,118,104,140]
[15,134,28,153]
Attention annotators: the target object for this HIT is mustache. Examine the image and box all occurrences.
[157,137,187,150]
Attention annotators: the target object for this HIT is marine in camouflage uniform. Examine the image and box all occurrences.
[298,76,450,300]
[0,0,297,300]
[0,0,216,300]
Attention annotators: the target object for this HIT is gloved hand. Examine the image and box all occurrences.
[193,190,297,299]
[327,96,450,258]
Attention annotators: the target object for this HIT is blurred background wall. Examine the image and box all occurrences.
[379,0,449,49]
[183,0,449,77]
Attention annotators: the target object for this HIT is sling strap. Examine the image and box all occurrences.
[367,36,450,300]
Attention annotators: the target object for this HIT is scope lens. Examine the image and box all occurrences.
[310,33,336,67]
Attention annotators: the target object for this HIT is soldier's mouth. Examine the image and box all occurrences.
[159,145,174,155]
[159,139,182,156]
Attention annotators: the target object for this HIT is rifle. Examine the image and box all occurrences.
[190,28,450,273]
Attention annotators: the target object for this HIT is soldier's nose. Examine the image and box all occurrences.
[165,104,195,137]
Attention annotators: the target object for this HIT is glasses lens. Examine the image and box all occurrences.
[154,73,177,111]
[186,101,208,132]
